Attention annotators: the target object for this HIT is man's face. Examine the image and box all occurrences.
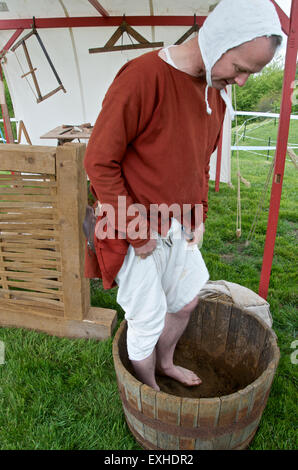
[211,36,276,90]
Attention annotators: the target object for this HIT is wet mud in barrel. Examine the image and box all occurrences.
[125,342,257,399]
[156,345,256,398]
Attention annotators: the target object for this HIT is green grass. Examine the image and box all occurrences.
[0,120,297,450]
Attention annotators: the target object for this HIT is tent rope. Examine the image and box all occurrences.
[245,152,276,246]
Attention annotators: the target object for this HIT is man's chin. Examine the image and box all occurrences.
[211,81,226,90]
[212,78,233,90]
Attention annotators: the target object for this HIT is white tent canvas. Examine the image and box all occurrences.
[0,0,231,183]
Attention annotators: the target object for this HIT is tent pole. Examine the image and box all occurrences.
[270,0,290,35]
[88,1,110,17]
[0,29,24,58]
[259,0,298,300]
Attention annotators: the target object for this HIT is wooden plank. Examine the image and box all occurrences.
[0,235,59,244]
[123,408,145,441]
[1,246,61,259]
[1,251,60,263]
[0,270,61,286]
[194,299,204,351]
[87,306,117,336]
[177,306,201,359]
[124,377,144,439]
[0,224,58,231]
[0,187,54,195]
[0,144,56,174]
[125,22,150,44]
[156,392,181,449]
[229,384,255,449]
[0,206,57,215]
[180,397,199,427]
[240,416,262,447]
[256,330,273,375]
[89,42,163,53]
[249,367,274,417]
[1,275,61,289]
[213,393,242,449]
[0,202,57,210]
[140,384,158,447]
[245,314,267,372]
[0,194,57,202]
[179,397,200,450]
[56,143,89,320]
[156,392,181,425]
[0,242,60,253]
[195,397,221,450]
[40,125,93,141]
[22,40,42,100]
[233,310,252,367]
[1,263,61,277]
[17,120,32,145]
[0,284,63,300]
[0,252,60,265]
[0,304,114,340]
[0,235,10,299]
[0,180,57,188]
[200,299,217,354]
[140,384,156,419]
[213,301,232,357]
[10,30,35,52]
[0,214,58,224]
[0,288,63,306]
[0,296,63,314]
[1,257,60,267]
[36,85,66,104]
[225,305,242,366]
[0,229,59,239]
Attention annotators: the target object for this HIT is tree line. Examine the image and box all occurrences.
[234,57,298,125]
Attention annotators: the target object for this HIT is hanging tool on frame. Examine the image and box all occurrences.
[11,17,66,103]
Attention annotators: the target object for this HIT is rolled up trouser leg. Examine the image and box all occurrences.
[115,244,167,361]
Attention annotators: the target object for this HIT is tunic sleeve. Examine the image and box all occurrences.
[84,63,155,247]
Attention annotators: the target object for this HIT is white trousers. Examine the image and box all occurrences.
[115,219,209,361]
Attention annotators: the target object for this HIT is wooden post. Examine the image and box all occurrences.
[56,143,89,321]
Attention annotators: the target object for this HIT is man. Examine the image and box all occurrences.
[84,0,282,391]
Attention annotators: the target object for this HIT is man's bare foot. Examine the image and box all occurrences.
[156,365,202,386]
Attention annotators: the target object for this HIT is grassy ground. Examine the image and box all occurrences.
[0,120,297,450]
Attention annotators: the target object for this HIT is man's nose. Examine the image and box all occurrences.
[234,73,250,87]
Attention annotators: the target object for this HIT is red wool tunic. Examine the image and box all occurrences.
[84,49,226,289]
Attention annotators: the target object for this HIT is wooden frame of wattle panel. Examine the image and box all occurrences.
[0,143,117,340]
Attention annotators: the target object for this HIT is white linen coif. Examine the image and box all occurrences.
[198,0,283,119]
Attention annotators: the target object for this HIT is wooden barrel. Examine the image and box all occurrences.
[112,298,280,450]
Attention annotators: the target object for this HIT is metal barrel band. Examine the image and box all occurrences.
[120,387,268,440]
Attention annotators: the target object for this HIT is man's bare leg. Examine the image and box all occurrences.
[130,297,200,390]
[155,296,202,386]
[131,349,160,391]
